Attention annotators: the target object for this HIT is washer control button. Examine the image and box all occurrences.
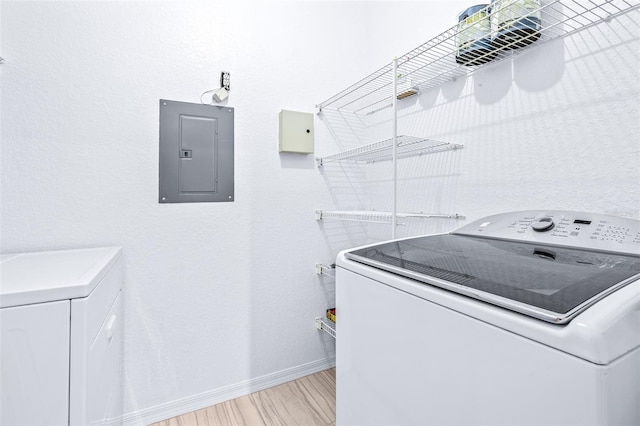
[531,217,555,232]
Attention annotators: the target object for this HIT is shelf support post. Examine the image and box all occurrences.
[392,57,398,239]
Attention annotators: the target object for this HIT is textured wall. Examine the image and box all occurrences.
[2,0,639,422]
[0,0,375,418]
[391,7,640,227]
[319,1,640,251]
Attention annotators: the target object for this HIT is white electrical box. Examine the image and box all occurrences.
[279,110,314,154]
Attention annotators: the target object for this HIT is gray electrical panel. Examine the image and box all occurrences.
[159,99,234,203]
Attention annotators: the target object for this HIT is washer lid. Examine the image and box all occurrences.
[345,234,640,324]
[0,247,122,308]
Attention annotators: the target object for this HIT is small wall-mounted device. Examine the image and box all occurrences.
[201,71,231,104]
[279,110,314,154]
[213,71,231,102]
[212,87,229,103]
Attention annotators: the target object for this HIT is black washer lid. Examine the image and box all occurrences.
[346,234,640,324]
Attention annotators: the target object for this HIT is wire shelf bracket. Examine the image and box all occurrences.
[315,317,336,339]
[315,263,336,277]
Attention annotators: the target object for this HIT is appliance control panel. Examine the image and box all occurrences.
[453,210,640,255]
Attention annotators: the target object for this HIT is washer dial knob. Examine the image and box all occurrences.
[531,217,555,232]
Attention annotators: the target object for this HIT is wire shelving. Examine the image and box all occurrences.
[315,317,336,339]
[316,136,463,166]
[316,0,639,115]
[316,210,465,224]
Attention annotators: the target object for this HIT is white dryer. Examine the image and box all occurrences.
[0,247,123,426]
[336,211,640,425]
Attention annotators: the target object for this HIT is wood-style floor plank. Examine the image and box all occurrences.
[149,368,335,426]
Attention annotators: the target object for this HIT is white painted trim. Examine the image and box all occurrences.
[113,357,336,426]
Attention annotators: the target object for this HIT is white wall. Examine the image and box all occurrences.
[319,1,639,251]
[2,0,639,423]
[0,0,376,422]
[429,8,638,222]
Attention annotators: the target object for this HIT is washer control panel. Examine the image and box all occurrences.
[454,210,640,255]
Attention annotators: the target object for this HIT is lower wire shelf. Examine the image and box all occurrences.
[316,209,465,223]
[315,317,336,339]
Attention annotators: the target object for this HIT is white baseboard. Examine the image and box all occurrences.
[115,357,336,426]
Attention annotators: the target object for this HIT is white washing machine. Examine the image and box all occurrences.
[336,211,640,425]
[0,247,123,426]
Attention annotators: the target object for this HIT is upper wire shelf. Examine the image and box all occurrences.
[316,0,639,115]
[316,136,463,166]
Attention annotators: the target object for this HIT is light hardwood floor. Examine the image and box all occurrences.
[149,368,336,426]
